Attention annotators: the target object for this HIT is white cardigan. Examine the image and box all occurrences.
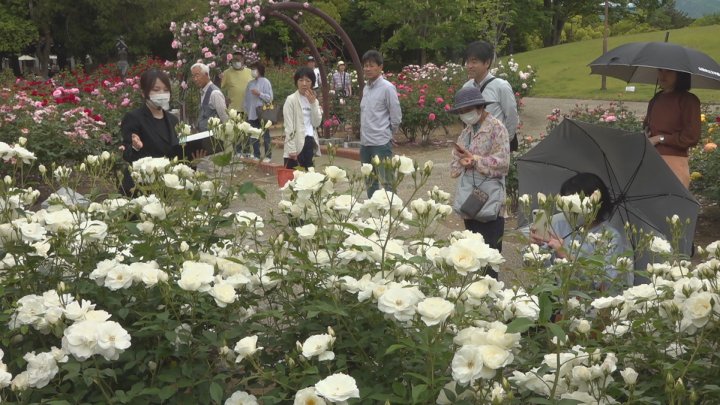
[282,91,322,158]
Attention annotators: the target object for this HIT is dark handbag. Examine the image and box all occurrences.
[256,103,280,123]
[453,130,505,222]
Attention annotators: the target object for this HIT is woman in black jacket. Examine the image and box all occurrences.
[119,69,202,195]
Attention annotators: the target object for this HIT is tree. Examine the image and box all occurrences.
[358,0,514,66]
[0,6,37,54]
[541,0,597,46]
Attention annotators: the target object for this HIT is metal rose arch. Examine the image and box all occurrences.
[260,2,364,137]
[170,0,363,137]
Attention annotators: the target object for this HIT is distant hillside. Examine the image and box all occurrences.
[677,0,720,18]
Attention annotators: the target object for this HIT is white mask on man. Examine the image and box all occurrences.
[459,110,480,126]
[148,92,171,110]
[232,62,244,70]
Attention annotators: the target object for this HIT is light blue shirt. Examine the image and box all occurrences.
[360,76,402,146]
[243,77,273,120]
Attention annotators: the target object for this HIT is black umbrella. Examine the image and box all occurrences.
[588,41,720,90]
[518,119,699,267]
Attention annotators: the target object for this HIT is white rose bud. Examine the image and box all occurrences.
[264,120,273,129]
[518,194,530,205]
[148,361,157,371]
[537,192,547,204]
[4,175,12,185]
[328,326,335,337]
[180,241,189,252]
[18,136,27,146]
[576,319,591,334]
[372,155,380,166]
[39,164,47,174]
[620,368,638,386]
[101,151,111,161]
[79,163,86,171]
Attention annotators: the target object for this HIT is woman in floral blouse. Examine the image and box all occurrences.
[450,87,510,278]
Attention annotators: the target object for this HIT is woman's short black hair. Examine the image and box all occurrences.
[252,62,265,77]
[560,172,614,222]
[139,69,172,99]
[676,71,692,92]
[294,66,316,88]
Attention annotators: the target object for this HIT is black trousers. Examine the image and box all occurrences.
[284,135,316,169]
[464,216,505,279]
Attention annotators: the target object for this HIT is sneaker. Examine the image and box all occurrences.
[262,158,271,163]
[251,156,260,161]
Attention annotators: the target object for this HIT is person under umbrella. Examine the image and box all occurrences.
[529,172,627,290]
[643,69,701,188]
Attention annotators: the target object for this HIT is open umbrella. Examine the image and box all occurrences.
[588,41,720,90]
[517,119,699,270]
[18,55,37,61]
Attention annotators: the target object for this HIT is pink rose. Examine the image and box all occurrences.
[428,113,436,121]
[435,97,444,104]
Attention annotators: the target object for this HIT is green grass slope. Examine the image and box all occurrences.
[507,25,720,103]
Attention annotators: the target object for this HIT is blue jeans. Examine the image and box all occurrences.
[248,119,271,159]
[360,141,394,198]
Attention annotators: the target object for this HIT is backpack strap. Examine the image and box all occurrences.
[479,77,496,93]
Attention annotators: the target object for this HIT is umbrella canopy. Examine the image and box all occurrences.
[518,119,699,265]
[588,41,720,90]
[18,55,37,61]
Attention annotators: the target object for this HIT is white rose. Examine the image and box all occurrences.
[650,236,672,254]
[360,163,373,176]
[294,387,327,405]
[136,221,154,234]
[43,208,75,232]
[324,166,347,182]
[142,202,167,220]
[293,172,326,192]
[377,286,424,322]
[177,261,214,292]
[416,297,454,326]
[477,344,512,370]
[393,155,415,174]
[209,282,237,307]
[575,319,591,334]
[163,173,183,189]
[225,390,258,405]
[80,220,108,242]
[295,224,317,240]
[234,335,262,362]
[314,373,360,403]
[681,292,718,330]
[451,345,485,384]
[19,222,46,242]
[301,334,335,361]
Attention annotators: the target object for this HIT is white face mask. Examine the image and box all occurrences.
[148,92,170,110]
[459,110,480,125]
[250,69,259,79]
[232,62,244,70]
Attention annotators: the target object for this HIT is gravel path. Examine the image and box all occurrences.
[213,97,652,282]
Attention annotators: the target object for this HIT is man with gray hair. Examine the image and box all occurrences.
[191,63,228,131]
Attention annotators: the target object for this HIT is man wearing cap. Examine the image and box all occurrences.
[449,86,509,275]
[360,50,402,197]
[462,40,519,152]
[307,56,322,90]
[331,61,352,97]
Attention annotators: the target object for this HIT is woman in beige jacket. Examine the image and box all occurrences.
[283,67,323,169]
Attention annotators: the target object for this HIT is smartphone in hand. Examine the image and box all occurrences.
[532,209,552,241]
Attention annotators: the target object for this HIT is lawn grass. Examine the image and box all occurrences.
[505,25,720,103]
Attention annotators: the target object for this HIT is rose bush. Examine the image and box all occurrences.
[1,134,719,404]
[0,58,167,167]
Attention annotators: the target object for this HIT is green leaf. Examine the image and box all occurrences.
[158,384,177,401]
[538,293,553,324]
[546,323,567,341]
[506,317,535,333]
[385,344,407,355]
[411,384,427,403]
[209,382,223,404]
[211,152,232,167]
[392,381,406,397]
